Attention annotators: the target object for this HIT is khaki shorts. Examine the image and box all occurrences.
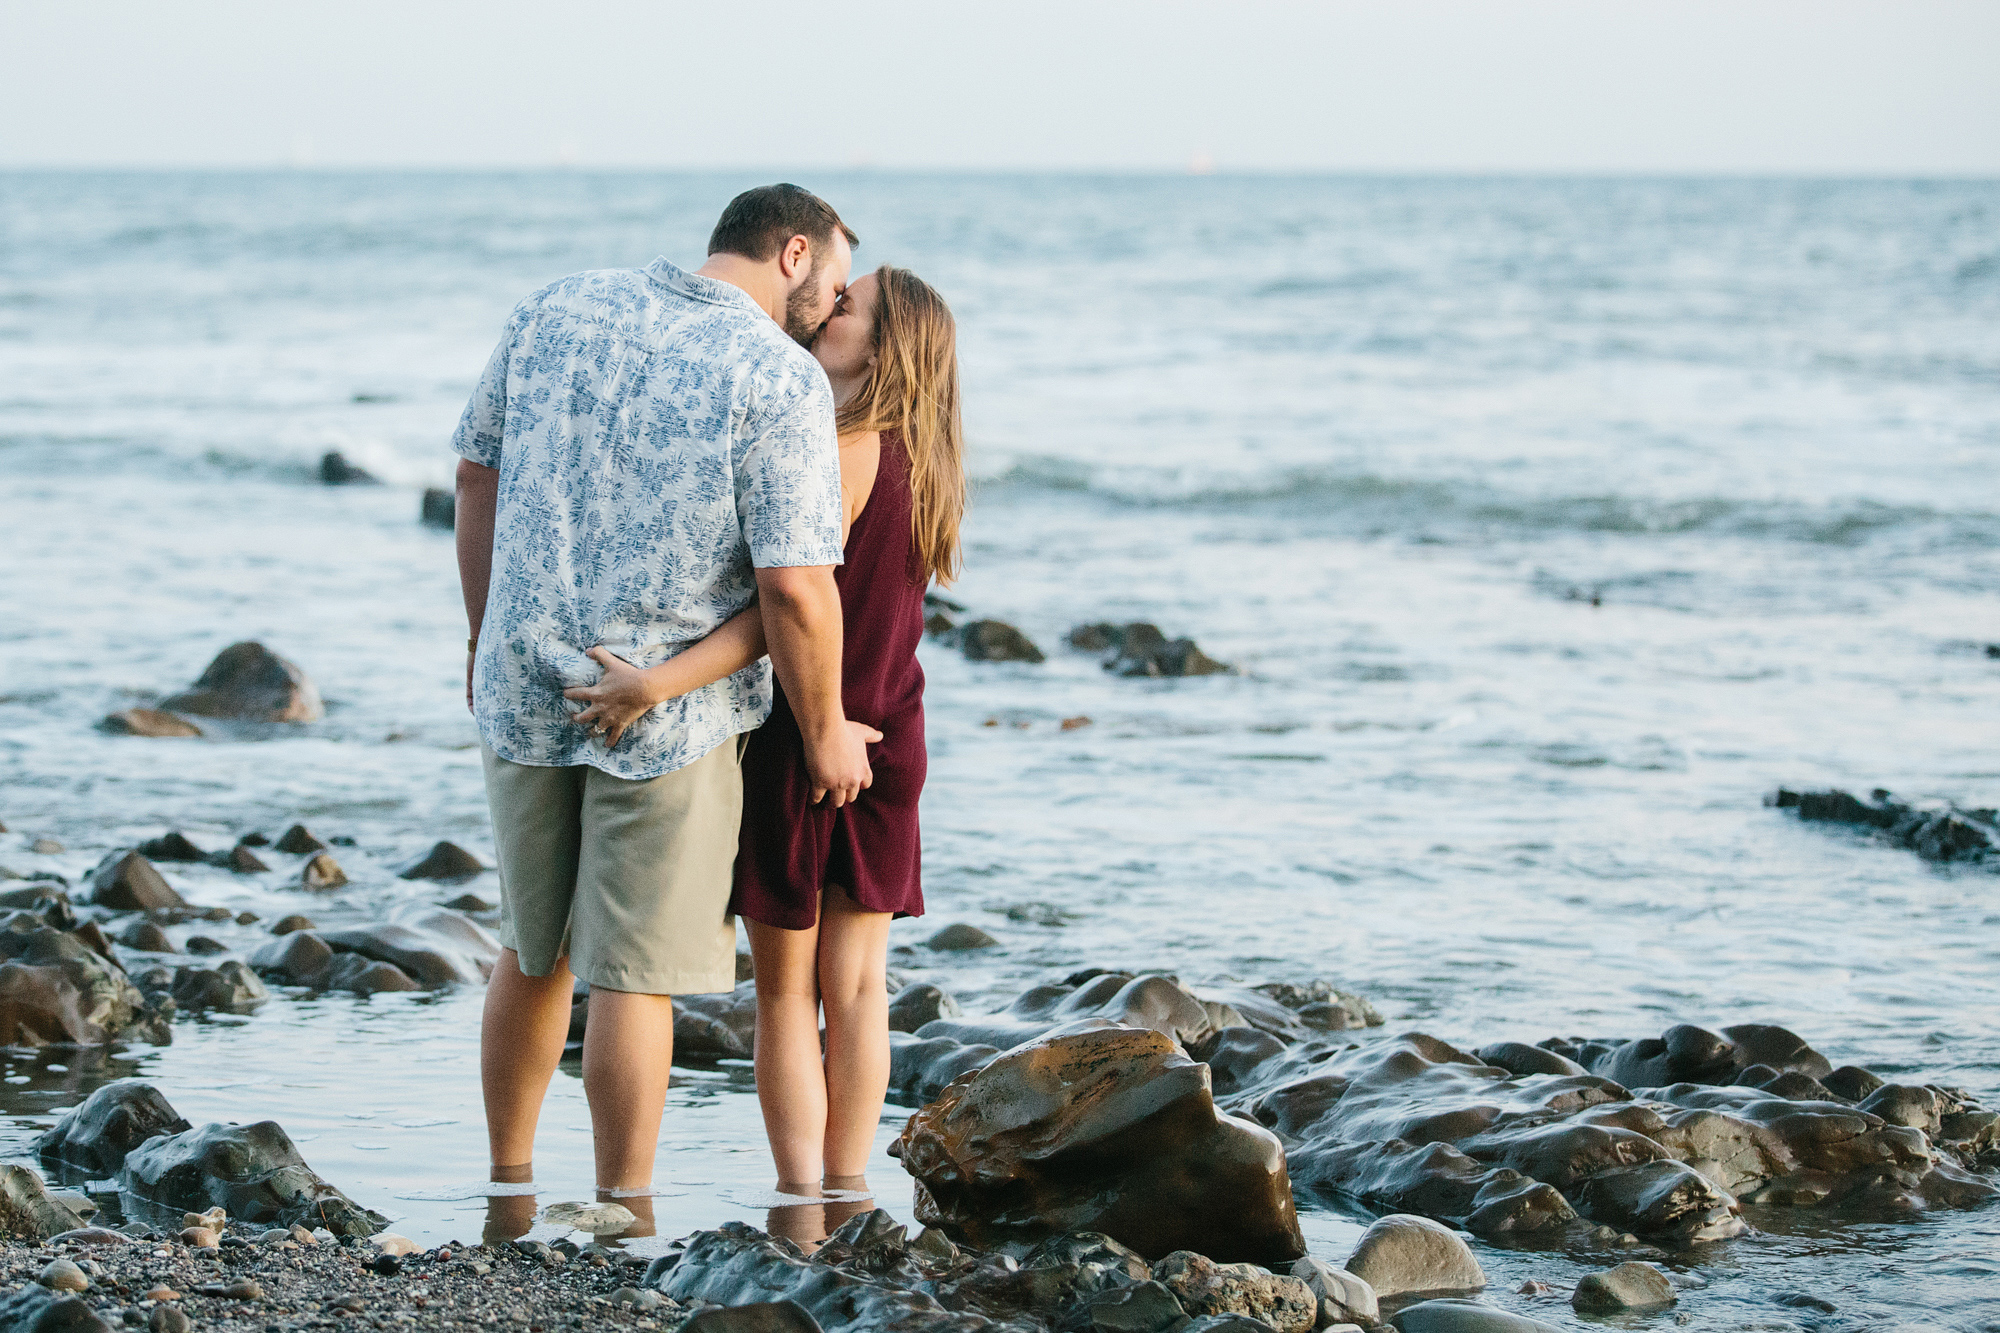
[480,738,744,995]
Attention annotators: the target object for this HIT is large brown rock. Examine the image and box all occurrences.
[898,1025,1306,1265]
[88,852,187,911]
[0,1165,88,1239]
[160,643,323,723]
[0,908,171,1047]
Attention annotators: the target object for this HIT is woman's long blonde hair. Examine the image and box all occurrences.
[834,266,966,586]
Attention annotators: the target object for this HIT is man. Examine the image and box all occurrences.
[452,184,873,1219]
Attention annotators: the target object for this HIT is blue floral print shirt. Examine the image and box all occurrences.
[452,258,843,780]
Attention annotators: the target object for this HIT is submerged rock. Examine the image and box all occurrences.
[1768,787,1996,865]
[98,708,203,738]
[927,923,998,951]
[274,825,328,855]
[1391,1300,1564,1333]
[889,982,961,1033]
[0,1164,89,1239]
[88,852,187,912]
[319,451,377,485]
[121,1118,386,1237]
[899,1024,1306,1264]
[319,911,499,986]
[1572,1261,1675,1312]
[1288,1258,1376,1328]
[673,980,758,1059]
[299,853,348,891]
[160,642,324,724]
[959,621,1046,664]
[1070,623,1233,678]
[420,487,455,530]
[169,960,268,1012]
[39,1080,193,1176]
[134,833,207,863]
[0,906,172,1046]
[397,841,485,881]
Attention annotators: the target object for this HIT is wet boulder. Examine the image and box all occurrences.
[118,921,176,954]
[0,1164,89,1239]
[657,1221,1009,1331]
[1343,1214,1484,1298]
[889,1033,1003,1107]
[917,973,1219,1054]
[1250,980,1383,1031]
[888,982,960,1033]
[1769,786,1997,865]
[327,953,422,994]
[898,1024,1306,1265]
[927,922,998,951]
[397,841,485,881]
[160,642,324,724]
[1070,623,1233,678]
[420,488,455,530]
[1391,1300,1565,1333]
[135,833,207,863]
[299,852,348,891]
[98,708,202,738]
[224,844,270,873]
[88,852,187,912]
[0,908,171,1046]
[120,1119,386,1238]
[1572,1261,1675,1312]
[319,451,377,485]
[249,930,337,987]
[1572,1160,1745,1244]
[169,961,268,1013]
[319,912,498,987]
[1152,1251,1315,1333]
[274,825,327,854]
[1288,1258,1377,1328]
[674,980,758,1059]
[959,621,1045,664]
[37,1080,192,1176]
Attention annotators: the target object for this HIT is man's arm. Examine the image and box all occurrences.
[757,564,872,807]
[455,459,500,711]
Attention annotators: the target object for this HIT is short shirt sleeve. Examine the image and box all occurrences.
[451,316,515,468]
[736,370,845,569]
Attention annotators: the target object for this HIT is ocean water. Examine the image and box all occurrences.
[1,171,1997,1324]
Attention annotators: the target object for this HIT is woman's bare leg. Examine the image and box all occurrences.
[749,917,828,1191]
[816,886,893,1182]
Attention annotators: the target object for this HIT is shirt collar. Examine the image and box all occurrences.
[644,257,767,315]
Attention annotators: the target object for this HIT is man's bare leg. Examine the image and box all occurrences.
[481,948,575,1175]
[817,886,893,1184]
[581,986,677,1191]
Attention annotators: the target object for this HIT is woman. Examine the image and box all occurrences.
[564,265,965,1236]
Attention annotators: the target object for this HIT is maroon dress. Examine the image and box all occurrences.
[731,430,928,929]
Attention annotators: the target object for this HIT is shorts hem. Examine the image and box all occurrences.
[577,963,738,996]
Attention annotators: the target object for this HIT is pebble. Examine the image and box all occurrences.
[179,1226,220,1249]
[38,1258,88,1291]
[149,1307,191,1333]
[290,1224,317,1245]
[31,838,63,855]
[1573,1262,1677,1313]
[612,1287,666,1311]
[183,1207,226,1230]
[142,1286,181,1302]
[370,1232,421,1256]
[368,1253,403,1276]
[540,1201,635,1233]
[256,1229,291,1246]
[1516,1280,1551,1296]
[199,1278,265,1300]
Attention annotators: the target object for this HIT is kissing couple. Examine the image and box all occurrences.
[452,183,963,1242]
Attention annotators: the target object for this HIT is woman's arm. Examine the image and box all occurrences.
[564,605,768,747]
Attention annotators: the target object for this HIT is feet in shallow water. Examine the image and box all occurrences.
[600,1187,657,1239]
[822,1173,875,1233]
[483,1191,538,1244]
[766,1178,827,1249]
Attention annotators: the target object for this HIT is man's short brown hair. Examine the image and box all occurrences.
[707,184,858,263]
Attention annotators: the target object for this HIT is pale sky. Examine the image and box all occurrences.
[3,0,1996,174]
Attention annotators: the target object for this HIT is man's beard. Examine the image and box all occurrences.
[782,257,827,347]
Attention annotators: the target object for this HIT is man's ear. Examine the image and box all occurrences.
[777,234,811,281]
